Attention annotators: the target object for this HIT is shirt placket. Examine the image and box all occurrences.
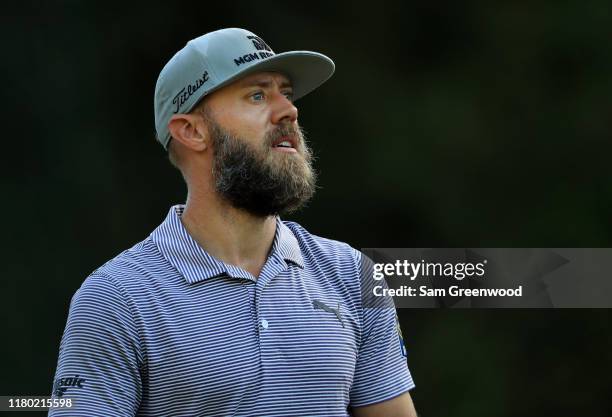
[252,255,288,373]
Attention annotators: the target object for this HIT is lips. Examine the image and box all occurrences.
[271,135,297,149]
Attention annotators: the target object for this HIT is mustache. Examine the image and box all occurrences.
[265,124,304,148]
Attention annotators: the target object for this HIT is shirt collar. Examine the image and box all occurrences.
[150,205,304,284]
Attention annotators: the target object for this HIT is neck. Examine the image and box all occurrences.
[180,185,277,279]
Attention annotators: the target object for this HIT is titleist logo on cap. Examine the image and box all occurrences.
[172,71,210,113]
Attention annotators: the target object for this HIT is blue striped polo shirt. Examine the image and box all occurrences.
[49,205,414,416]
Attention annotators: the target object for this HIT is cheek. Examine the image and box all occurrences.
[222,112,268,143]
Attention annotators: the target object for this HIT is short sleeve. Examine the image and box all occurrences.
[349,250,416,407]
[48,273,143,416]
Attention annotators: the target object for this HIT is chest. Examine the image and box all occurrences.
[138,270,360,414]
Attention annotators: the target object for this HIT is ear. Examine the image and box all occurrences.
[167,113,208,152]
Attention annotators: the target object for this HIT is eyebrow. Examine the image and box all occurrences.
[239,78,292,89]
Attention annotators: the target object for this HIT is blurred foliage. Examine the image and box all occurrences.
[1,1,611,415]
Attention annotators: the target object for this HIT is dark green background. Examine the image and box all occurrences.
[2,1,611,415]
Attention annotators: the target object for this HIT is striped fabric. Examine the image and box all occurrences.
[49,205,414,416]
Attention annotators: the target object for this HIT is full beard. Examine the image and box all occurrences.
[209,120,317,218]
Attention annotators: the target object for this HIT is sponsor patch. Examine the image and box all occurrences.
[53,375,86,397]
[312,299,345,328]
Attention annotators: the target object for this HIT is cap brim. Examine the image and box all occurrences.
[205,51,335,102]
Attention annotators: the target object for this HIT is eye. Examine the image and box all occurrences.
[251,91,265,101]
[282,90,294,101]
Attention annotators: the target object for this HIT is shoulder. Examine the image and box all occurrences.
[282,221,365,299]
[67,238,170,332]
[89,237,172,287]
[72,237,175,312]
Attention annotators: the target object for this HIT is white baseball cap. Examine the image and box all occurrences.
[154,28,335,149]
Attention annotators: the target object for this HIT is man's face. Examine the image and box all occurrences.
[201,72,316,217]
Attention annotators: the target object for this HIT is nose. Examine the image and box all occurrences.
[270,91,298,125]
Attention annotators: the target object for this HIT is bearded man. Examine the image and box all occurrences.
[49,28,416,417]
